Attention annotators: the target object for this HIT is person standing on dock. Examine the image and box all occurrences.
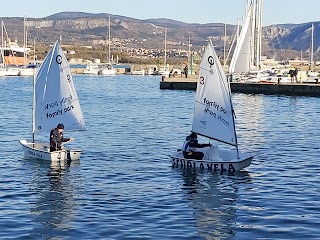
[184,65,188,78]
[289,67,295,83]
[293,67,298,82]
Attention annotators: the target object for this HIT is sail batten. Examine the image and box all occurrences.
[33,40,86,133]
[192,42,237,146]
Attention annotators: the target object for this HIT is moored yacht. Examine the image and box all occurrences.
[131,68,145,75]
[101,63,116,75]
[158,64,170,77]
[148,66,158,75]
[83,64,100,75]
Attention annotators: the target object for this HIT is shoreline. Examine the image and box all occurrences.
[160,76,320,97]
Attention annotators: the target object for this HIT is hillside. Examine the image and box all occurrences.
[1,12,319,61]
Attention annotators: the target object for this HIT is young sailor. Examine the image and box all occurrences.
[50,123,74,152]
[182,132,211,160]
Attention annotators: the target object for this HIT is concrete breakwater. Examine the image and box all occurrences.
[160,77,320,97]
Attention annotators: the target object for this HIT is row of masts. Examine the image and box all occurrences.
[225,0,316,73]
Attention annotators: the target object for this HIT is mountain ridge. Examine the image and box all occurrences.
[2,12,319,61]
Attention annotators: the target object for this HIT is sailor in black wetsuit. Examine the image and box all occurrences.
[182,132,211,160]
[50,123,74,152]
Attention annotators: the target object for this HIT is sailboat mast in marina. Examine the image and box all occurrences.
[0,19,3,70]
[255,0,263,68]
[101,15,116,75]
[158,27,170,76]
[108,15,111,63]
[164,27,167,66]
[310,23,314,71]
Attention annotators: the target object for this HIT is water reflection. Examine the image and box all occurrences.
[176,168,252,239]
[23,159,80,239]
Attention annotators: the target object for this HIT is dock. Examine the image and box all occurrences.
[160,76,320,97]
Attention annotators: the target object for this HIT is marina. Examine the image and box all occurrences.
[1,0,320,238]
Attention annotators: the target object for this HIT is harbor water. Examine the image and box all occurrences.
[0,75,319,239]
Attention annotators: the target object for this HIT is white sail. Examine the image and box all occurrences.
[33,40,86,133]
[192,42,237,146]
[229,2,254,74]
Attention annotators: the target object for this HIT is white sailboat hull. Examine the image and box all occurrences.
[101,68,116,75]
[19,68,35,76]
[83,64,99,75]
[170,146,253,173]
[3,68,20,76]
[0,69,6,76]
[158,70,170,76]
[19,140,81,162]
[131,70,145,75]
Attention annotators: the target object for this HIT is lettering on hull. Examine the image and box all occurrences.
[27,150,43,158]
[171,158,236,174]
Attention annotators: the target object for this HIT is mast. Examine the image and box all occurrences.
[255,0,263,68]
[1,18,2,50]
[108,15,111,63]
[250,0,256,69]
[223,12,227,66]
[311,23,314,71]
[164,27,167,66]
[23,16,26,65]
[300,50,303,81]
[187,32,191,72]
[227,70,239,158]
[1,18,3,68]
[32,54,36,141]
[33,39,36,62]
[225,19,240,68]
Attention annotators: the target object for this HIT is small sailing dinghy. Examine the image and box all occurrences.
[171,41,254,173]
[20,40,86,162]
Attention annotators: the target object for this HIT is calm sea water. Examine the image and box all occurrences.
[0,75,319,239]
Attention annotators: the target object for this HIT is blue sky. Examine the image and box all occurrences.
[0,0,319,26]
